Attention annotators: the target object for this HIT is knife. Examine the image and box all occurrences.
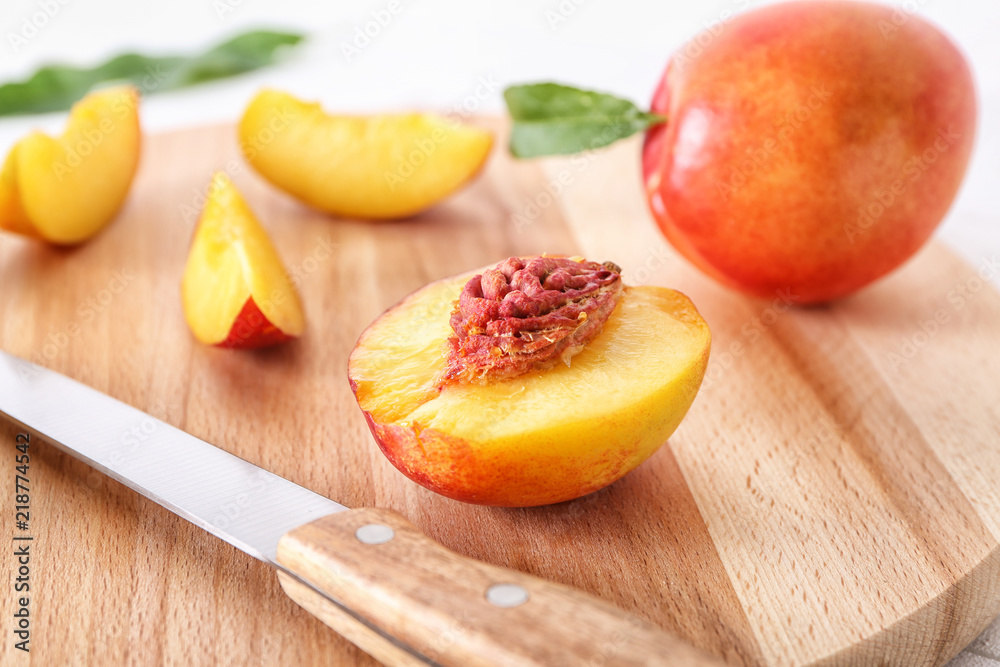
[0,350,723,666]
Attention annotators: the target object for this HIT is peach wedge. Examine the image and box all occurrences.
[182,174,305,349]
[0,86,141,245]
[238,89,493,219]
[348,265,711,507]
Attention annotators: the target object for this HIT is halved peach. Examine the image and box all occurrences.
[238,89,493,219]
[348,263,711,507]
[181,174,305,349]
[0,86,141,245]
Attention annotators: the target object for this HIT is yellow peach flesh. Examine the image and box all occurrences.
[6,86,141,245]
[0,146,35,238]
[349,273,711,506]
[181,174,305,346]
[239,89,493,219]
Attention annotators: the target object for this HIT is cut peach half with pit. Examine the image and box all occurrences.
[238,89,493,219]
[0,86,141,245]
[348,262,711,507]
[182,174,305,349]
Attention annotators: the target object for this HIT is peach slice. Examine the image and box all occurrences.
[0,149,36,238]
[238,89,493,219]
[0,86,141,245]
[348,262,711,507]
[181,174,305,349]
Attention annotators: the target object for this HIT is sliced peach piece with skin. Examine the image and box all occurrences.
[239,89,493,220]
[0,86,141,245]
[182,174,305,349]
[348,268,711,507]
[0,146,37,238]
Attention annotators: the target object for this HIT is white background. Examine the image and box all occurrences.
[1,1,998,664]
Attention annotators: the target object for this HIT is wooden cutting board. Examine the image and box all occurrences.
[2,119,1000,667]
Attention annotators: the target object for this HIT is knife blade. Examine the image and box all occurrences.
[0,350,723,666]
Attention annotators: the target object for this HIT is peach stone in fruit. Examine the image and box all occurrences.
[349,258,711,507]
[446,256,624,383]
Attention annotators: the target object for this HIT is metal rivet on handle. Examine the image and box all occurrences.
[486,583,530,608]
[355,523,395,545]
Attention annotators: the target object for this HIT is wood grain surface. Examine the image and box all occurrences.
[277,507,725,666]
[1,119,999,666]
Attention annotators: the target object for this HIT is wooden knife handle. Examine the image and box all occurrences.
[276,507,724,667]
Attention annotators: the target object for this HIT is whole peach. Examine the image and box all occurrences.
[642,0,976,304]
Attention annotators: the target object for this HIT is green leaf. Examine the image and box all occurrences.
[504,83,666,158]
[0,30,305,117]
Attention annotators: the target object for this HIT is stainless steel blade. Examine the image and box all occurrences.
[0,351,440,664]
[0,350,345,565]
